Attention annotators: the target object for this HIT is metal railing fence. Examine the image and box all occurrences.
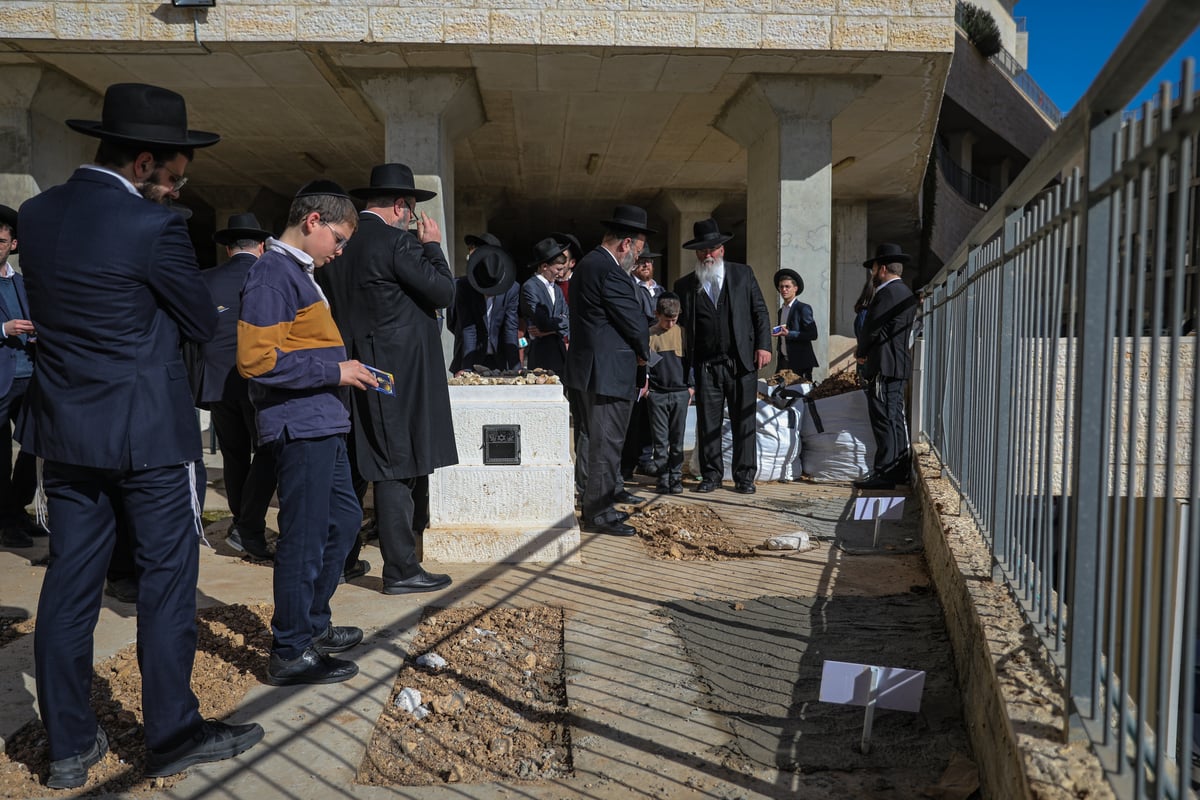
[917,3,1200,798]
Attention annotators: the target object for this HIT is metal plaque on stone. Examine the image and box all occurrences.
[482,424,521,465]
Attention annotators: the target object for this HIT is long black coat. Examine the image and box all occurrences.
[317,212,457,481]
[855,277,917,380]
[564,246,648,399]
[674,261,771,375]
[519,276,568,374]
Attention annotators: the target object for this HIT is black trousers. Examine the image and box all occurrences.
[620,397,652,477]
[210,395,276,536]
[579,391,633,525]
[865,377,909,477]
[36,461,204,758]
[375,475,430,583]
[647,389,688,487]
[0,376,35,524]
[694,358,757,485]
[567,388,589,495]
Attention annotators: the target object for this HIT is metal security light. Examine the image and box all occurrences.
[172,0,216,7]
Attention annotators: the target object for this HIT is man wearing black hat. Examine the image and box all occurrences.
[520,237,570,374]
[448,233,521,375]
[854,243,918,490]
[192,213,276,559]
[0,204,39,549]
[675,218,772,495]
[771,268,819,381]
[15,82,263,788]
[317,163,456,596]
[565,204,653,536]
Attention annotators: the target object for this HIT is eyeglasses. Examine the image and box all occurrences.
[161,166,188,192]
[320,221,349,252]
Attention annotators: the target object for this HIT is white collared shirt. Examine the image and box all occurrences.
[79,164,140,197]
[0,262,14,279]
[266,236,328,307]
[535,273,556,307]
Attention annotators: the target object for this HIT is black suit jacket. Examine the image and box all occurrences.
[519,277,568,374]
[777,299,819,374]
[564,246,649,399]
[674,262,771,375]
[192,251,257,407]
[317,211,458,480]
[15,167,216,470]
[448,278,520,373]
[0,270,34,397]
[855,277,917,380]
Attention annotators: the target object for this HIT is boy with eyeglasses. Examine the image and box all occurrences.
[237,179,379,686]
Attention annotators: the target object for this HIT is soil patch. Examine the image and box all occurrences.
[0,616,34,649]
[0,603,271,797]
[627,502,755,560]
[664,594,969,779]
[358,605,570,786]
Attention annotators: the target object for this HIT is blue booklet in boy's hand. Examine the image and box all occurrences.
[364,364,395,396]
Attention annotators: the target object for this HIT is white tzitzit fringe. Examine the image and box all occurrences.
[34,457,49,532]
[186,461,210,548]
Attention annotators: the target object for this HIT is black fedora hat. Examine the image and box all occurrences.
[637,249,661,261]
[213,212,271,245]
[350,163,437,202]
[601,204,656,235]
[552,231,582,261]
[66,83,219,149]
[465,232,502,249]
[863,242,911,268]
[467,245,516,297]
[528,237,569,268]
[774,268,804,294]
[0,205,17,237]
[295,179,352,199]
[683,218,733,250]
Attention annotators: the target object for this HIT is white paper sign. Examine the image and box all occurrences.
[852,496,905,521]
[818,660,926,713]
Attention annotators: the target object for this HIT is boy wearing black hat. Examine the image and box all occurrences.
[771,268,819,381]
[521,237,571,374]
[237,181,379,685]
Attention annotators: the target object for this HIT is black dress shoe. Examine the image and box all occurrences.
[339,559,370,584]
[654,484,672,494]
[694,480,719,493]
[46,727,107,789]
[144,719,265,777]
[613,490,643,504]
[853,474,897,490]
[733,482,757,494]
[669,482,683,495]
[266,647,358,686]
[582,519,636,536]
[381,569,452,595]
[104,577,138,604]
[313,624,363,655]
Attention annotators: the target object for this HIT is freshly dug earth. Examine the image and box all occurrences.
[627,502,755,561]
[0,603,272,797]
[359,605,570,786]
[806,366,863,400]
[0,615,34,649]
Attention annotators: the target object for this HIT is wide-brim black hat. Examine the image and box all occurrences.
[637,249,661,261]
[465,232,502,249]
[295,179,352,199]
[467,245,516,297]
[774,268,804,294]
[683,218,733,250]
[863,242,911,268]
[601,204,656,235]
[0,205,16,237]
[66,83,220,149]
[213,212,271,245]
[350,163,437,202]
[528,237,569,268]
[552,231,582,260]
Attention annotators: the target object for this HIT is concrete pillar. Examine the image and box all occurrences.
[715,75,875,381]
[832,201,868,338]
[997,157,1012,191]
[29,69,102,195]
[0,67,43,215]
[357,70,485,270]
[654,190,725,287]
[454,187,505,276]
[945,130,977,174]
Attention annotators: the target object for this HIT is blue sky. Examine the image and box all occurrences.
[1016,0,1200,115]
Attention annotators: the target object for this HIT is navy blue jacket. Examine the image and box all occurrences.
[193,251,257,407]
[777,299,819,374]
[15,168,217,470]
[0,270,33,397]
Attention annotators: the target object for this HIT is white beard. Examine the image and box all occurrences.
[619,247,637,273]
[695,256,724,287]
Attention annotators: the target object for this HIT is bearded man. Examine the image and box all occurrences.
[674,218,771,495]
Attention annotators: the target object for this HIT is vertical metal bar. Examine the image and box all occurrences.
[1014,211,1034,581]
[1057,172,1080,655]
[1067,109,1121,731]
[1035,194,1054,627]
[993,212,1021,567]
[962,250,978,516]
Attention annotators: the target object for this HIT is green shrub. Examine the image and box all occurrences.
[960,2,1002,58]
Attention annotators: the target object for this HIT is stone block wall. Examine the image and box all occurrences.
[2,1,955,52]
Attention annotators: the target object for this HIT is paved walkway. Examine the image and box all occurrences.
[0,450,933,799]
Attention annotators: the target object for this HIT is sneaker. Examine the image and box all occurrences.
[46,727,108,789]
[227,528,273,560]
[266,647,358,686]
[104,577,138,604]
[144,719,264,778]
[312,624,363,655]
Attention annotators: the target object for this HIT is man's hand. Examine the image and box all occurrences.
[415,212,442,245]
[339,360,378,390]
[771,326,788,337]
[2,319,34,337]
[856,356,867,365]
[754,349,772,370]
